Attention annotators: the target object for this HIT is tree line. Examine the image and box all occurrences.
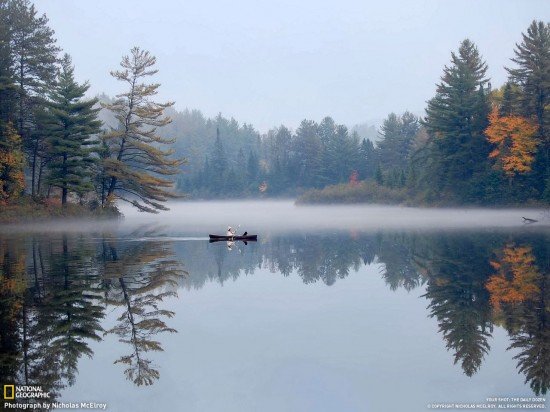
[0,0,548,207]
[177,21,549,204]
[175,113,378,197]
[0,0,182,213]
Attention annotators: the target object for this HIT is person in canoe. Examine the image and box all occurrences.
[226,226,248,237]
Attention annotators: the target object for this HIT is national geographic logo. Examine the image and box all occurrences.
[4,385,15,400]
[2,385,50,400]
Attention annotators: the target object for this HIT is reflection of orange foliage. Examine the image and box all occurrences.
[0,239,27,319]
[485,107,538,176]
[486,244,540,310]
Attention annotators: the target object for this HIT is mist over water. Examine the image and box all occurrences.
[2,201,549,235]
[120,201,548,234]
[1,201,549,409]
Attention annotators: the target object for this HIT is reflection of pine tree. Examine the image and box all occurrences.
[289,236,365,285]
[421,235,494,376]
[510,297,549,395]
[41,236,104,385]
[0,234,104,403]
[377,233,423,291]
[102,234,184,386]
[0,237,27,388]
[503,239,550,395]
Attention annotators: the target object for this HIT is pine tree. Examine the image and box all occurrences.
[102,47,185,213]
[291,119,322,188]
[247,150,259,181]
[0,1,15,125]
[7,0,60,195]
[506,20,550,199]
[499,82,522,117]
[323,125,361,184]
[423,39,491,202]
[43,54,101,206]
[210,127,227,195]
[377,112,419,173]
[358,138,376,179]
[375,164,383,185]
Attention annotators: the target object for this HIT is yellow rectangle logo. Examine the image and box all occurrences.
[4,385,15,400]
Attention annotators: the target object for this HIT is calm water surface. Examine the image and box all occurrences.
[1,202,548,411]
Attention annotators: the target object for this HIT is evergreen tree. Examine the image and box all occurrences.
[7,0,59,195]
[246,150,259,182]
[318,116,336,146]
[506,20,550,199]
[291,119,322,188]
[375,164,383,185]
[43,54,101,206]
[499,82,522,116]
[358,138,376,179]
[0,1,15,125]
[377,111,419,174]
[102,47,185,212]
[210,127,227,195]
[233,148,247,194]
[423,39,491,202]
[323,125,360,184]
[377,113,402,168]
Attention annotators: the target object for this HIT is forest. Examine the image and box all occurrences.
[0,0,549,215]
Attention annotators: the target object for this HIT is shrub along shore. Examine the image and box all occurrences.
[0,197,121,224]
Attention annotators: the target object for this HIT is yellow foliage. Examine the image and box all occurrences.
[485,107,538,176]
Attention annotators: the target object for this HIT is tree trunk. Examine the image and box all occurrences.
[37,158,43,196]
[62,154,68,206]
[31,145,37,197]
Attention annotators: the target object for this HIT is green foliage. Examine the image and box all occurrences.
[6,0,60,196]
[42,54,101,205]
[378,111,419,172]
[507,20,550,198]
[423,39,492,203]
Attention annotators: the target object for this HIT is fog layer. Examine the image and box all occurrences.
[120,201,549,234]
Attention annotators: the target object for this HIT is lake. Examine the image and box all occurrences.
[1,201,548,411]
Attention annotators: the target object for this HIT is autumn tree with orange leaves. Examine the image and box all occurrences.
[485,107,538,178]
[0,123,25,202]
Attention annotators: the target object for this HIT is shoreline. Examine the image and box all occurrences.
[0,199,121,225]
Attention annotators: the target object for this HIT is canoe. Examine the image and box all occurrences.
[209,234,258,241]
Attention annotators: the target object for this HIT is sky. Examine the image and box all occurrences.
[35,0,548,132]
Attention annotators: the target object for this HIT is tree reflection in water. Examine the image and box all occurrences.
[0,229,547,396]
[101,228,186,386]
[0,227,185,401]
[191,231,548,394]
